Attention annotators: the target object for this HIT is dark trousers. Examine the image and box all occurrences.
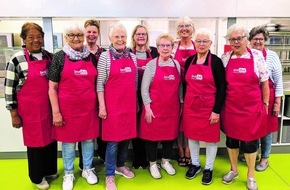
[145,140,175,162]
[27,141,58,184]
[132,138,147,162]
[78,137,107,169]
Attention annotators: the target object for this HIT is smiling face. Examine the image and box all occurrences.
[177,21,194,39]
[110,28,127,51]
[85,25,99,45]
[133,26,148,47]
[65,29,85,52]
[195,34,212,55]
[24,29,44,53]
[157,38,173,60]
[250,33,265,51]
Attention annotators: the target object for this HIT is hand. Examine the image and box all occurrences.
[209,112,220,125]
[99,107,107,120]
[53,112,64,127]
[11,114,22,128]
[144,106,155,124]
[273,102,280,116]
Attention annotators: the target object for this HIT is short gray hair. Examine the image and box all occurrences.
[195,28,213,41]
[249,25,269,41]
[64,23,85,35]
[226,24,249,39]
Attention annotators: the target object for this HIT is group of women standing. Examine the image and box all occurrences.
[4,17,282,190]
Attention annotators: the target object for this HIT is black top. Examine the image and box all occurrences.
[48,50,99,82]
[184,51,226,114]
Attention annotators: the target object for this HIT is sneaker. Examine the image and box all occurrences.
[45,173,58,180]
[202,169,213,185]
[247,178,258,190]
[62,174,74,190]
[106,176,117,190]
[222,171,238,184]
[149,164,161,179]
[161,161,176,175]
[36,177,49,190]
[82,168,98,184]
[256,161,269,171]
[186,165,201,179]
[115,166,135,179]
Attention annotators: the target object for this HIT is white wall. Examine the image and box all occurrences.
[0,0,290,17]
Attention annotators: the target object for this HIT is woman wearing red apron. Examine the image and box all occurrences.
[173,17,196,166]
[48,24,100,190]
[4,22,57,190]
[97,23,137,190]
[249,26,283,172]
[140,34,182,179]
[183,28,226,185]
[130,25,159,169]
[77,19,108,170]
[221,24,269,190]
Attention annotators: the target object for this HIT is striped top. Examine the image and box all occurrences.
[96,51,138,92]
[265,49,283,97]
[141,57,183,105]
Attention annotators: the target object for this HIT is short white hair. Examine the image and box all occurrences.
[109,22,127,38]
[194,28,213,41]
[63,23,85,35]
[226,24,249,39]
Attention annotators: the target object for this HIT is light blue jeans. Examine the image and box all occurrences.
[62,139,94,174]
[188,139,218,170]
[260,133,272,159]
[105,140,130,176]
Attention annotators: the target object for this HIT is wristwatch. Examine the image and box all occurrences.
[264,102,269,106]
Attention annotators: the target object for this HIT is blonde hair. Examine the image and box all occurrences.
[176,17,195,38]
[156,33,174,46]
[130,25,150,50]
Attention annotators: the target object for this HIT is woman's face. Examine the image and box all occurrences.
[65,30,84,51]
[228,30,248,55]
[85,25,99,45]
[24,29,43,53]
[133,27,148,47]
[195,34,212,55]
[250,33,265,51]
[177,22,193,39]
[110,29,127,51]
[157,38,173,59]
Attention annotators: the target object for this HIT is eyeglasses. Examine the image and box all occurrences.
[67,33,84,39]
[113,35,126,40]
[229,36,246,43]
[178,24,191,28]
[252,38,264,42]
[135,33,147,36]
[158,44,172,48]
[195,40,211,44]
[27,35,43,41]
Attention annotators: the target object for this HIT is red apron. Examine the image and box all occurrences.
[102,52,137,142]
[262,49,278,132]
[183,54,220,142]
[55,55,100,142]
[221,48,267,141]
[139,58,181,141]
[174,41,196,73]
[17,49,54,147]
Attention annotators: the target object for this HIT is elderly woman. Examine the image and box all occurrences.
[139,34,183,179]
[183,28,226,185]
[172,17,197,166]
[97,22,137,190]
[249,26,283,171]
[77,19,107,170]
[221,24,269,190]
[48,23,99,190]
[4,22,57,190]
[130,24,159,169]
